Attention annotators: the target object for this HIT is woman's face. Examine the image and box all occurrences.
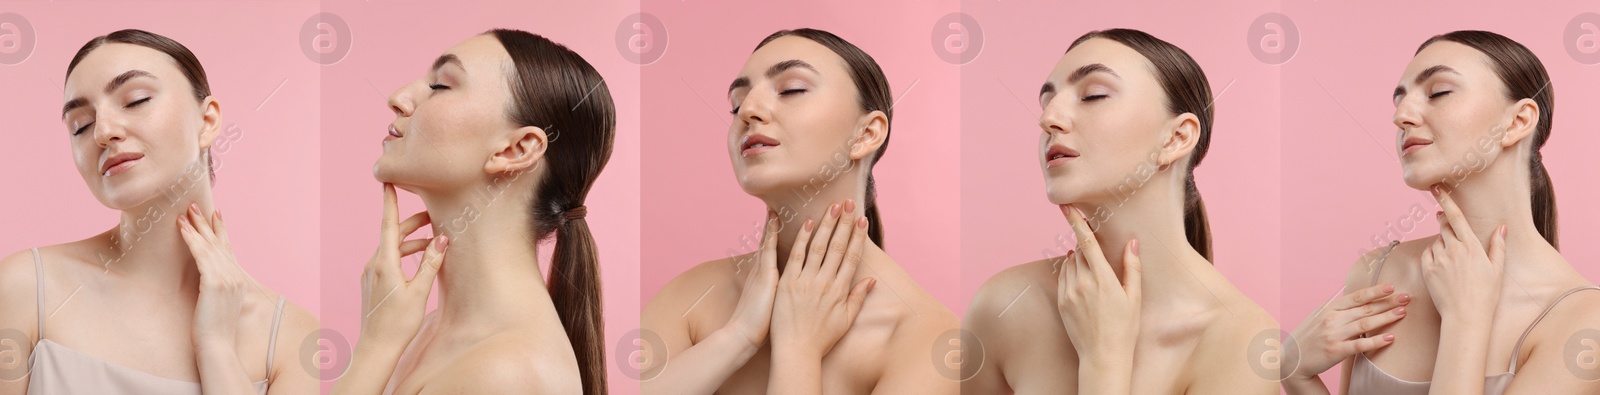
[1038,38,1175,205]
[1393,41,1521,190]
[376,34,525,192]
[727,36,875,198]
[63,43,217,211]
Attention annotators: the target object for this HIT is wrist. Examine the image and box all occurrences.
[710,328,764,362]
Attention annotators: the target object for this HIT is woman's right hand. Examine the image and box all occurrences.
[358,183,445,349]
[721,210,782,350]
[1285,283,1409,380]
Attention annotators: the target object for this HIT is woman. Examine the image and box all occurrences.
[0,29,319,394]
[640,28,960,394]
[963,28,1278,393]
[1283,30,1600,394]
[329,29,615,394]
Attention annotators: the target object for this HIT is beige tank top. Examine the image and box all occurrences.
[24,247,284,395]
[1347,240,1600,394]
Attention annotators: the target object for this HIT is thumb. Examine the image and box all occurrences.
[1487,225,1507,269]
[846,278,877,317]
[411,235,450,287]
[1122,239,1142,301]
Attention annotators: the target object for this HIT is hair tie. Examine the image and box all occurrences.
[561,205,588,222]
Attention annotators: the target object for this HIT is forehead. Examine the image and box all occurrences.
[65,43,181,97]
[739,35,848,78]
[440,34,512,76]
[1402,41,1492,82]
[1052,37,1154,83]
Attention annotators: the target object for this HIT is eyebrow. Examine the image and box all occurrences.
[728,59,818,94]
[62,69,155,118]
[1041,63,1119,97]
[432,54,463,72]
[1393,65,1459,99]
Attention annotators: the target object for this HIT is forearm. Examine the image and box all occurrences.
[766,346,824,395]
[1077,357,1134,394]
[1282,374,1332,395]
[643,328,762,394]
[331,339,408,395]
[195,343,261,395]
[1428,317,1492,395]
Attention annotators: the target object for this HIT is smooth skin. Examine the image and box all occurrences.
[0,43,318,394]
[331,34,583,394]
[1289,40,1600,395]
[641,35,959,394]
[963,37,1278,394]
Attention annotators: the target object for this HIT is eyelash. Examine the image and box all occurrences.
[729,88,807,115]
[1082,94,1108,102]
[71,97,152,136]
[1428,90,1451,99]
[429,84,450,91]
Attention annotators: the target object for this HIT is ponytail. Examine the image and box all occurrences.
[547,206,606,394]
[863,174,885,247]
[1531,154,1558,249]
[1182,174,1213,262]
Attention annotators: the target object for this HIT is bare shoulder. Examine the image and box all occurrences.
[968,258,1058,316]
[420,330,580,394]
[0,249,40,338]
[1343,237,1435,295]
[643,255,744,312]
[1188,292,1278,393]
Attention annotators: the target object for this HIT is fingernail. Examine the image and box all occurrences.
[1394,307,1406,316]
[1397,293,1411,304]
[1383,334,1395,342]
[830,203,841,217]
[215,209,222,221]
[856,217,867,229]
[868,278,878,290]
[804,219,814,232]
[1498,225,1507,238]
[1430,185,1440,197]
[1130,239,1139,254]
[845,199,856,213]
[1382,284,1394,293]
[436,235,450,249]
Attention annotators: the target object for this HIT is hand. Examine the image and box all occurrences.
[359,183,446,349]
[178,204,258,352]
[770,200,876,360]
[1421,186,1506,322]
[1056,204,1141,365]
[721,211,783,350]
[1285,283,1409,380]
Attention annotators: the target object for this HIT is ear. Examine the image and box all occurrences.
[1157,112,1201,167]
[849,110,889,161]
[1499,98,1538,149]
[196,96,221,150]
[485,125,548,175]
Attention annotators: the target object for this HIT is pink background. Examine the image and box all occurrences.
[1282,1,1600,391]
[316,1,639,393]
[638,0,964,315]
[959,0,1283,320]
[0,0,324,330]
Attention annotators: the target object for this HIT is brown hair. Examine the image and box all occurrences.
[1416,30,1558,249]
[1067,28,1215,261]
[67,29,215,182]
[490,29,615,394]
[754,28,892,247]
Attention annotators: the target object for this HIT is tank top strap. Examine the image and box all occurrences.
[265,296,286,374]
[1367,240,1403,286]
[31,247,44,338]
[1508,285,1600,373]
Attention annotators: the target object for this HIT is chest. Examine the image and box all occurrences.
[689,289,895,394]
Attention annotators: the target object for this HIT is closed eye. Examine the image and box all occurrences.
[779,88,806,96]
[73,122,94,136]
[1083,94,1108,102]
[1428,90,1451,99]
[429,84,450,91]
[126,97,151,108]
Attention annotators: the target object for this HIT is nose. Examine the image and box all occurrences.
[1393,96,1421,131]
[388,80,423,117]
[734,91,770,126]
[92,116,125,148]
[1039,100,1069,136]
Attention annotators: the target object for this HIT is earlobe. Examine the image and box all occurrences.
[849,110,889,161]
[1499,98,1538,148]
[485,125,548,175]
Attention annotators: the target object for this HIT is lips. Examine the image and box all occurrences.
[1401,137,1432,155]
[1045,144,1080,168]
[740,133,780,158]
[386,124,404,141]
[100,152,144,177]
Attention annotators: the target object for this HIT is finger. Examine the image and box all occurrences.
[210,209,231,247]
[757,210,779,277]
[804,203,844,278]
[1339,306,1407,340]
[1332,284,1396,311]
[1061,205,1105,277]
[819,203,857,279]
[1430,240,1446,266]
[1434,187,1477,245]
[1435,210,1459,250]
[187,204,219,243]
[410,235,449,286]
[834,217,869,291]
[845,277,876,318]
[784,219,814,280]
[1057,250,1071,297]
[1487,224,1507,269]
[1121,239,1142,301]
[381,183,400,245]
[397,211,432,240]
[1420,244,1435,268]
[398,239,432,256]
[1343,333,1396,357]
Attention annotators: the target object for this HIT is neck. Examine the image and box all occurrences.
[1440,159,1557,271]
[760,173,869,268]
[1074,172,1213,305]
[415,183,551,329]
[103,169,216,293]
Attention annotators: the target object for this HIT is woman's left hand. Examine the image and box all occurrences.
[1420,186,1506,322]
[178,203,255,353]
[1056,204,1142,367]
[769,200,877,361]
